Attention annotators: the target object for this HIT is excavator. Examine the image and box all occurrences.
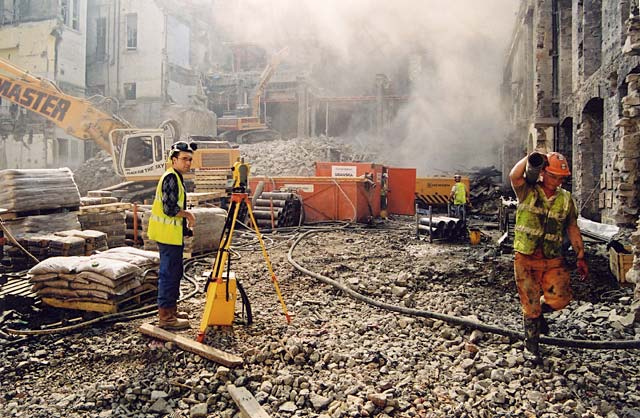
[0,57,239,189]
[217,47,288,143]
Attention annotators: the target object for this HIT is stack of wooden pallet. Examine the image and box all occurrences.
[194,168,230,193]
[77,203,131,248]
[28,247,160,313]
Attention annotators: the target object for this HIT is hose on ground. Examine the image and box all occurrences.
[287,230,640,350]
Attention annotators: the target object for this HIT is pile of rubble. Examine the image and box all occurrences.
[239,136,367,177]
[73,151,123,195]
[1,222,638,417]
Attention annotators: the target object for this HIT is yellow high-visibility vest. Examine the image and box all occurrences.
[147,167,185,245]
[453,182,467,205]
[514,185,571,258]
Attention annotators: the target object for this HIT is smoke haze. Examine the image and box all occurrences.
[213,0,519,174]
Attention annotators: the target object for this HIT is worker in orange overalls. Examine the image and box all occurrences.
[509,151,588,362]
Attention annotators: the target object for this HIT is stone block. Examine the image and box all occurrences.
[620,133,640,149]
[623,95,640,106]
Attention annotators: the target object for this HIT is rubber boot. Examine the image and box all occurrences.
[523,316,542,363]
[158,307,190,330]
[539,302,553,335]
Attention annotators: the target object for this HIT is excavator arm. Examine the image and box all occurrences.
[250,47,289,119]
[0,57,131,153]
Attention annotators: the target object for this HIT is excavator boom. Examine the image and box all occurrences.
[0,57,130,153]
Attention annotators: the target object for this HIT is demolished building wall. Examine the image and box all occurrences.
[0,0,89,170]
[86,0,217,137]
[502,0,638,225]
[504,0,640,304]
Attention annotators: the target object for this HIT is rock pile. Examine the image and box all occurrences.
[239,136,365,177]
[73,151,123,196]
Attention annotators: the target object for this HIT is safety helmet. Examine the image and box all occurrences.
[169,141,198,158]
[454,174,461,180]
[545,152,571,176]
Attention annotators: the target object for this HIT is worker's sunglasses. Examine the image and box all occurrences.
[172,141,198,152]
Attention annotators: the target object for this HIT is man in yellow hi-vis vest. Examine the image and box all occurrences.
[510,151,588,362]
[148,141,197,330]
[449,174,469,222]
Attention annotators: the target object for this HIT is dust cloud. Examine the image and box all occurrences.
[213,0,519,175]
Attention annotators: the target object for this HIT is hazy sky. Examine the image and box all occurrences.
[214,0,520,173]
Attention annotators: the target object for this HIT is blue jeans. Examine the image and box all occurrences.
[453,204,466,222]
[157,243,184,308]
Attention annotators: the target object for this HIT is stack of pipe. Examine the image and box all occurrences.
[251,192,302,229]
[417,215,466,240]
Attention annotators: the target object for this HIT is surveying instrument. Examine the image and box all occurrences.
[196,158,291,343]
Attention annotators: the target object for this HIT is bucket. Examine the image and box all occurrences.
[469,228,481,245]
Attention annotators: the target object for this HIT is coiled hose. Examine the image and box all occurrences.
[287,230,640,350]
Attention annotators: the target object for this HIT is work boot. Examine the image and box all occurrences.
[158,307,190,330]
[523,316,542,363]
[172,306,189,320]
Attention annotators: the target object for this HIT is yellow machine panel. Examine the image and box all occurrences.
[206,272,238,327]
[415,176,470,207]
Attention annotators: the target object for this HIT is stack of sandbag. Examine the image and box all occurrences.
[0,168,81,212]
[141,207,227,255]
[27,247,160,311]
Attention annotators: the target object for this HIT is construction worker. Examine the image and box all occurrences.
[449,174,469,222]
[509,151,588,362]
[147,141,198,330]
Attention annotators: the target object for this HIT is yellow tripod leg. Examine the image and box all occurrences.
[196,199,243,342]
[244,197,291,323]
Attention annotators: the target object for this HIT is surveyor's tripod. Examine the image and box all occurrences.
[196,190,291,343]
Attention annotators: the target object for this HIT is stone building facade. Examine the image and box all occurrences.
[502,0,640,226]
[503,0,640,303]
[0,0,89,169]
[86,0,218,138]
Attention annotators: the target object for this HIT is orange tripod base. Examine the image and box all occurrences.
[196,332,205,343]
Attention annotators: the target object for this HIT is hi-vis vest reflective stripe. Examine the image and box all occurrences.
[453,182,467,205]
[513,185,571,258]
[147,168,185,245]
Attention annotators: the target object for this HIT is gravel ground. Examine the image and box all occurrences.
[1,219,639,418]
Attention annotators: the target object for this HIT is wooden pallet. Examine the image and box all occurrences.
[79,202,133,214]
[41,286,156,313]
[187,192,226,206]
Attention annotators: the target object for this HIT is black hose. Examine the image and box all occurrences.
[287,230,640,350]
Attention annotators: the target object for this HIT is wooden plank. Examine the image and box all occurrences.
[227,384,271,418]
[139,323,243,367]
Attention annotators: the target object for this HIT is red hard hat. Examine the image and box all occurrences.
[545,152,571,176]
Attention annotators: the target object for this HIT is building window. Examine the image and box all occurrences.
[61,0,80,30]
[126,13,138,49]
[124,82,137,100]
[96,17,106,61]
